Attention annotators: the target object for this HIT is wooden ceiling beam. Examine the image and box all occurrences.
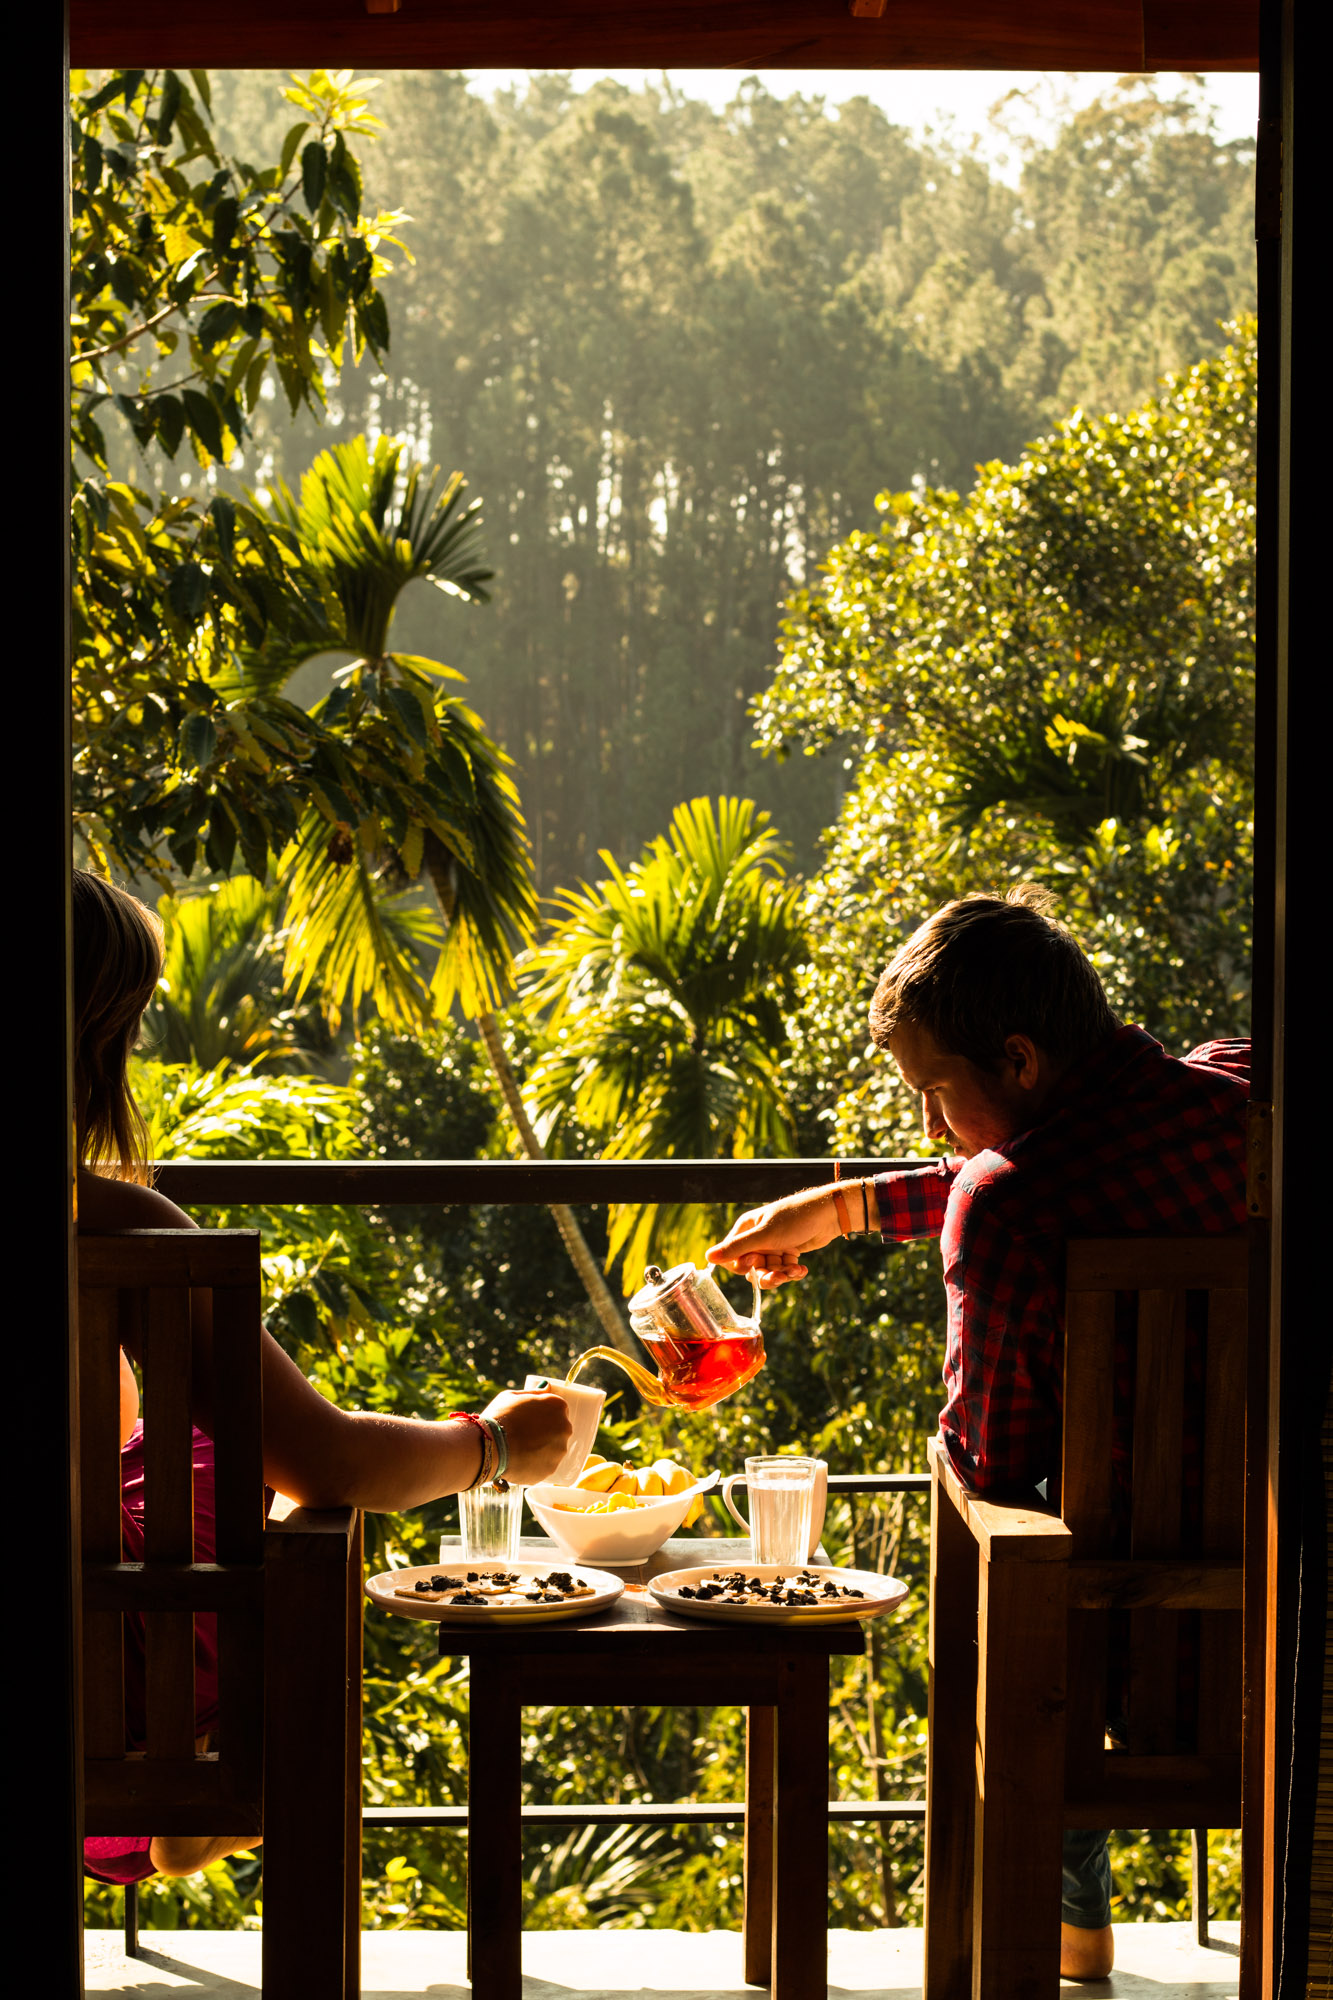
[69,1,1258,74]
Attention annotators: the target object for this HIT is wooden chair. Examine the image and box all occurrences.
[923,1235,1247,1999]
[80,1229,363,1998]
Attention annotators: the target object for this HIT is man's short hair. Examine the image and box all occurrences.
[868,886,1119,1067]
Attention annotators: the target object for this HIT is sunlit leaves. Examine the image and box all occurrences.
[197,432,534,1029]
[521,796,807,1282]
[767,329,1256,1156]
[70,65,404,472]
[142,875,328,1071]
[69,69,431,892]
[758,321,1255,844]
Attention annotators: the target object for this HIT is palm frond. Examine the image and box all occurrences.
[267,435,492,663]
[281,813,444,1033]
[143,875,323,1070]
[519,797,805,1287]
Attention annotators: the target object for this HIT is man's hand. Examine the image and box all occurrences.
[484,1389,572,1485]
[706,1185,843,1288]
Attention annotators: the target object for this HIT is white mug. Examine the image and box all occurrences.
[723,1458,828,1561]
[524,1373,606,1486]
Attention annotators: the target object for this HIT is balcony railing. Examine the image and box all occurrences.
[155,1155,930,1205]
[130,1156,933,1944]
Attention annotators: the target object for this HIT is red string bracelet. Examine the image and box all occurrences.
[446,1412,490,1488]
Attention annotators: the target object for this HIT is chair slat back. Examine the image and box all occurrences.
[79,1283,128,1760]
[1060,1288,1116,1556]
[79,1229,265,1836]
[1197,1283,1247,1758]
[1062,1235,1246,1782]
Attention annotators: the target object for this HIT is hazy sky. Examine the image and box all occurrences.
[465,69,1257,182]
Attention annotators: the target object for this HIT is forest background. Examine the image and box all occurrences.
[74,65,1256,1935]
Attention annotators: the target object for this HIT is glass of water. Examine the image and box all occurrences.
[458,1480,523,1565]
[740,1456,818,1566]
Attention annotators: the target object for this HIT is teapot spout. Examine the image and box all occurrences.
[566,1346,674,1408]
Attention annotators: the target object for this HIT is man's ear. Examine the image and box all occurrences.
[1003,1033,1043,1089]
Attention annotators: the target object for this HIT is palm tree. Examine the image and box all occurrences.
[520,796,808,1286]
[243,435,633,1350]
[142,875,332,1071]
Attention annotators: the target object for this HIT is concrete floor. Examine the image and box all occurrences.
[84,1922,1242,1997]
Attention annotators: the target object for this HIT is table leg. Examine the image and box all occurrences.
[772,1656,828,2000]
[744,1705,776,1985]
[467,1656,522,2000]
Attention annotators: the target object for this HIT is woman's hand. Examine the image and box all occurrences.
[484,1388,573,1486]
[706,1185,843,1288]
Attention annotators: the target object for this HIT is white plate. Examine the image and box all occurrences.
[649,1562,909,1627]
[366,1559,624,1626]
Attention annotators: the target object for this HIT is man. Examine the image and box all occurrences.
[708,887,1248,1979]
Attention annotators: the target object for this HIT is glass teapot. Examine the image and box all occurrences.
[566,1263,766,1411]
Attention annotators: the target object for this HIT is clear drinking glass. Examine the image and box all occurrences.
[459,1480,523,1565]
[741,1456,817,1565]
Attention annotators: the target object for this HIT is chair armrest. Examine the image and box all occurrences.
[266,1504,359,1563]
[929,1437,1071,1564]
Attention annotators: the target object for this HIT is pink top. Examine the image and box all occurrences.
[83,1423,220,1885]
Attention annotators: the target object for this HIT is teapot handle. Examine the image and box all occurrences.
[748,1269,764,1328]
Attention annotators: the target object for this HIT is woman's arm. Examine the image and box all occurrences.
[78,1173,572,1507]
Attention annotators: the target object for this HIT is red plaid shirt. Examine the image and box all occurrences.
[873,1027,1250,1494]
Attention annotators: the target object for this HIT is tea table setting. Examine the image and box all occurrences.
[365,1261,909,1999]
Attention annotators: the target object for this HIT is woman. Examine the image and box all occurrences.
[76,870,571,1885]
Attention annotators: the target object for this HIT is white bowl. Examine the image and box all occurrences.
[526,1473,719,1564]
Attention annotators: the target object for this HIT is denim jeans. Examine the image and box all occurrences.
[1062,1828,1113,1927]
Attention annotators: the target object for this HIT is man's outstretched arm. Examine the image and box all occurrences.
[708,1160,957,1287]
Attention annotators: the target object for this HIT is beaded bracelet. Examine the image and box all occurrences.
[478,1414,509,1482]
[446,1411,492,1489]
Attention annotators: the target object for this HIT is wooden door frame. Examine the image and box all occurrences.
[55,8,1320,1994]
[54,1,82,1988]
[1255,4,1325,1994]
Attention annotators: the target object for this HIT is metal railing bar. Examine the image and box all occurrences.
[155,1157,933,1206]
[363,1800,925,1828]
[827,1474,931,1494]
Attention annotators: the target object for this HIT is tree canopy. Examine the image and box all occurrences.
[203,69,1255,887]
[70,66,434,889]
[763,322,1255,1157]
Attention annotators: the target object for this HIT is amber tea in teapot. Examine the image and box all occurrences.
[567,1262,765,1412]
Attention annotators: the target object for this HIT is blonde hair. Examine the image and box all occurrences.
[72,870,163,1182]
[869,885,1118,1068]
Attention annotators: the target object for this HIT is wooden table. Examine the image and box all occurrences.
[438,1536,865,1999]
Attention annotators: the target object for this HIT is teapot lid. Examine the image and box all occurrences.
[627,1262,699,1315]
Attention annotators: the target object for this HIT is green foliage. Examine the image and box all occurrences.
[71,67,399,472]
[206,70,1254,888]
[760,323,1253,835]
[142,875,330,1069]
[241,434,536,1031]
[71,67,420,886]
[759,326,1254,1156]
[72,66,400,472]
[522,797,808,1280]
[350,1016,614,1385]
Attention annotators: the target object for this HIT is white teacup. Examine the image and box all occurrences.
[722,1458,828,1561]
[524,1373,606,1487]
